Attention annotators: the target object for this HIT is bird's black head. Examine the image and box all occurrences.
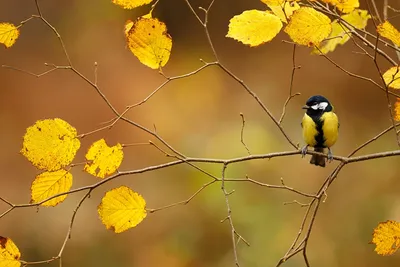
[302,95,333,115]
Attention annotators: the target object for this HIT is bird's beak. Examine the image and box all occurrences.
[302,105,309,110]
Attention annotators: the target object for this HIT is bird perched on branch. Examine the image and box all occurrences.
[301,95,339,167]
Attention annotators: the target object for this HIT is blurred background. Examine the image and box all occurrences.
[1,0,400,266]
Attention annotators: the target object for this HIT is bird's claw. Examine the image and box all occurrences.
[301,145,308,158]
[327,148,333,162]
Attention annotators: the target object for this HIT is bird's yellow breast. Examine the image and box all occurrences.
[321,111,339,148]
[302,114,318,147]
[302,111,339,148]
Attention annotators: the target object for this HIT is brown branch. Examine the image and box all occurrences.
[1,148,398,211]
[225,177,316,198]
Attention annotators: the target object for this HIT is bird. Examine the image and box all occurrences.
[301,95,339,167]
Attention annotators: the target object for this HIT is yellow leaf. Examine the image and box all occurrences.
[226,10,282,47]
[98,186,147,233]
[0,237,21,267]
[125,17,172,69]
[322,0,359,13]
[112,0,153,9]
[31,170,72,207]
[21,118,80,171]
[383,66,400,89]
[261,0,300,23]
[341,9,370,29]
[313,9,370,54]
[371,220,400,256]
[0,23,19,48]
[84,139,123,178]
[394,99,400,121]
[284,7,332,46]
[377,21,400,47]
[313,21,347,54]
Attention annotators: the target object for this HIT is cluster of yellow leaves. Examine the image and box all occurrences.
[371,220,400,256]
[314,9,370,54]
[226,0,366,50]
[21,119,79,207]
[0,23,19,48]
[321,0,359,13]
[0,236,21,267]
[20,118,147,233]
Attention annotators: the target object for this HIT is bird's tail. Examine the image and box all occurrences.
[310,147,325,167]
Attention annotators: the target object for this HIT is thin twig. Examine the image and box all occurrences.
[239,113,251,155]
[221,163,241,267]
[279,44,301,124]
[148,181,216,213]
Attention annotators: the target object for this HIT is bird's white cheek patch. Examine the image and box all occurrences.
[311,104,319,110]
[319,102,328,110]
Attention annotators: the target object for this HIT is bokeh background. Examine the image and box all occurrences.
[1,0,400,266]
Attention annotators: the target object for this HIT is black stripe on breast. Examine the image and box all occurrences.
[307,112,326,148]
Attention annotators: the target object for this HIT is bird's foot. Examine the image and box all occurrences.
[301,145,308,158]
[327,148,333,162]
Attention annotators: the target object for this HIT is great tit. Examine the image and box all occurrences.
[301,95,339,167]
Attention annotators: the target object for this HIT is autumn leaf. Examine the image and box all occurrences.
[284,7,332,46]
[84,139,124,178]
[342,9,370,29]
[0,23,19,48]
[112,0,153,9]
[395,99,400,121]
[98,186,147,233]
[377,21,400,47]
[261,0,300,23]
[322,0,359,13]
[0,236,21,267]
[371,220,400,256]
[383,66,400,89]
[226,10,282,47]
[314,9,370,54]
[31,170,73,207]
[125,16,172,69]
[21,118,81,171]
